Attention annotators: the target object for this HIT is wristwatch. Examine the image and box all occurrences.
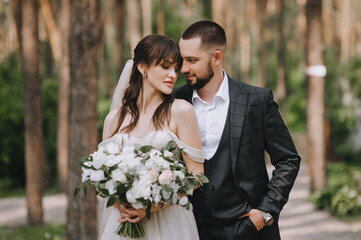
[259,210,274,226]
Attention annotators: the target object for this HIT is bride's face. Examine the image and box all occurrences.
[144,60,180,95]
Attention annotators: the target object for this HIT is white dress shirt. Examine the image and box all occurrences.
[192,71,230,160]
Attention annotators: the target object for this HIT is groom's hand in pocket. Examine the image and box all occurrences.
[240,209,265,231]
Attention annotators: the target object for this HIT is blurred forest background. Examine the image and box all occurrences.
[0,0,361,238]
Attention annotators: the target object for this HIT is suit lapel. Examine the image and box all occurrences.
[228,77,249,173]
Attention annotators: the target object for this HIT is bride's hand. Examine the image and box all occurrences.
[117,203,167,223]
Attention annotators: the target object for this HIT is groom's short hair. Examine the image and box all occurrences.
[181,20,226,53]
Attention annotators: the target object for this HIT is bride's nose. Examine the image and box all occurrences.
[168,68,177,78]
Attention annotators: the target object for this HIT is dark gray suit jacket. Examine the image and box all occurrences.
[174,76,301,239]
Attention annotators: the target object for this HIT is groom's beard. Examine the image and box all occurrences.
[186,61,214,90]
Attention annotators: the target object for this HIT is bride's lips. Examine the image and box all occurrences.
[164,80,174,86]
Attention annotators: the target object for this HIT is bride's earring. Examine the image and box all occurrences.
[142,72,146,78]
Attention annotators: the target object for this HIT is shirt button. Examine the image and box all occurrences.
[210,185,215,191]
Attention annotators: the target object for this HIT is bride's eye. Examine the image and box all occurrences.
[161,64,169,69]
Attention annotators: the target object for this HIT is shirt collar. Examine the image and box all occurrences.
[192,70,229,103]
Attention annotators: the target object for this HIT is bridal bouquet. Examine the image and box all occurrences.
[75,140,208,238]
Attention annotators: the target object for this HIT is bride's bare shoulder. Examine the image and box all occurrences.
[171,99,194,116]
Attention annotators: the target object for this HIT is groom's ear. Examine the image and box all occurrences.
[213,51,222,66]
[137,63,146,75]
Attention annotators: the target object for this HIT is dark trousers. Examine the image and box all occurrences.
[197,217,259,240]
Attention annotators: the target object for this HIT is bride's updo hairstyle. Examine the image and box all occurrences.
[113,34,182,135]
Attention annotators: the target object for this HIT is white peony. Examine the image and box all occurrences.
[105,180,117,195]
[158,170,173,185]
[90,170,105,181]
[105,155,122,167]
[111,168,127,183]
[179,196,188,206]
[105,142,120,155]
[81,168,91,182]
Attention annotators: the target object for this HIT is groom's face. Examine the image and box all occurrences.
[179,37,214,90]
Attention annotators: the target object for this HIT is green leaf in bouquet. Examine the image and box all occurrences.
[83,181,88,196]
[146,199,152,219]
[81,157,90,162]
[134,143,141,152]
[100,188,109,196]
[160,141,173,151]
[106,194,118,208]
[74,185,81,197]
[196,173,209,184]
[140,145,153,153]
[80,162,92,169]
[117,184,127,194]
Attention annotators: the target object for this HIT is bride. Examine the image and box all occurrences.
[98,34,204,239]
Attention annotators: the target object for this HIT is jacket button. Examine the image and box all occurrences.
[211,207,215,213]
[210,185,215,191]
[212,164,217,169]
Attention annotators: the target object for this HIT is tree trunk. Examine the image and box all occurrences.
[340,0,350,63]
[66,1,102,239]
[141,0,152,36]
[56,0,71,193]
[276,0,286,111]
[212,0,227,28]
[114,0,125,73]
[10,0,22,51]
[156,0,165,35]
[21,0,45,226]
[306,0,326,191]
[39,0,62,63]
[256,0,268,88]
[240,1,251,83]
[126,0,141,51]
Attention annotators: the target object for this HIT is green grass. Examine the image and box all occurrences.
[0,223,65,240]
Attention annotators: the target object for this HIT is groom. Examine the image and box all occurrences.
[175,20,301,240]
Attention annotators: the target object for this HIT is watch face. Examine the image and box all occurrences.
[265,217,274,226]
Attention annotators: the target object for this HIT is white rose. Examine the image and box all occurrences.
[118,161,128,173]
[89,170,105,181]
[153,156,165,166]
[146,170,159,183]
[105,155,122,167]
[158,170,173,185]
[90,154,107,169]
[179,196,188,206]
[126,189,137,203]
[122,146,135,155]
[126,157,142,174]
[105,142,120,155]
[81,169,91,182]
[150,149,162,157]
[163,150,173,158]
[111,168,127,183]
[105,180,117,195]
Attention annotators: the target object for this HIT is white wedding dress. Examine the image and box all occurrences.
[98,130,204,240]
